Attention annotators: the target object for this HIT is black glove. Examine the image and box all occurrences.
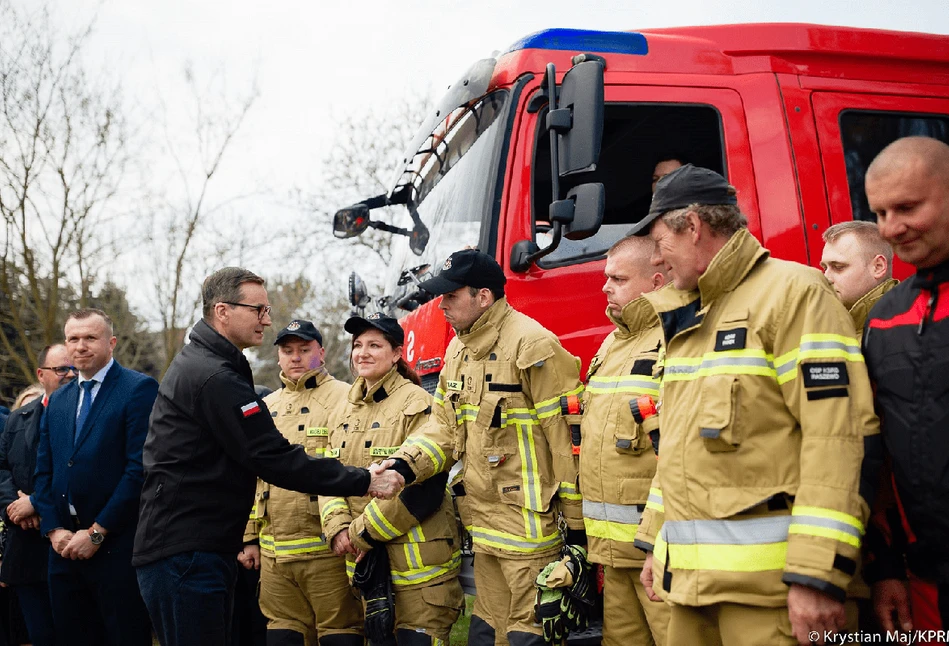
[561,544,595,632]
[352,548,396,646]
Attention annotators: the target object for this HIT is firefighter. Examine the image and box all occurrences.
[628,165,881,646]
[241,320,364,646]
[819,220,898,334]
[387,249,585,646]
[319,314,464,646]
[580,235,670,646]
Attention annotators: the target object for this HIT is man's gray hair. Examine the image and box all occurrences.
[661,203,747,238]
[202,267,265,319]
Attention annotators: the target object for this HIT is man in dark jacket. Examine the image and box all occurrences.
[0,345,76,645]
[134,266,403,646]
[863,136,949,636]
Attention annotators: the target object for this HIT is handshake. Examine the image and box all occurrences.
[366,459,405,499]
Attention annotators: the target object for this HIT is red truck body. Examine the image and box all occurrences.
[341,24,949,385]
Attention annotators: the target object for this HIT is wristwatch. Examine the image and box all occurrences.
[88,527,105,545]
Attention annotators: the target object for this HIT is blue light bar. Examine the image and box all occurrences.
[505,28,648,56]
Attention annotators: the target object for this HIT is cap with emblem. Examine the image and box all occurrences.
[418,249,506,296]
[628,164,738,236]
[274,319,324,346]
[344,313,405,346]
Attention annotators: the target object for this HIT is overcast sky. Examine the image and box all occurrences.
[49,0,948,198]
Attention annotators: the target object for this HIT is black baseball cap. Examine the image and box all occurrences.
[274,320,323,346]
[419,249,506,296]
[628,164,738,236]
[344,313,405,346]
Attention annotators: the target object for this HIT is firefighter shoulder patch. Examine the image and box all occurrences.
[801,362,850,388]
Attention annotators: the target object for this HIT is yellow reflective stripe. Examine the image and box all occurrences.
[455,404,479,424]
[535,385,584,420]
[789,505,864,548]
[364,500,403,541]
[646,488,664,513]
[249,503,257,518]
[775,334,864,385]
[259,534,330,555]
[586,375,660,396]
[655,532,787,572]
[558,482,581,501]
[664,349,777,382]
[469,526,562,553]
[515,420,542,539]
[403,436,447,473]
[584,517,640,543]
[345,559,356,578]
[324,448,340,458]
[391,550,462,586]
[320,498,349,525]
[434,388,446,405]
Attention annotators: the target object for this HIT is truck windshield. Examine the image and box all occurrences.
[385,90,510,298]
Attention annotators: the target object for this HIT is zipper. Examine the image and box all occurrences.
[917,288,938,335]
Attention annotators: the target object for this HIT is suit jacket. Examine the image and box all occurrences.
[0,398,49,584]
[33,361,159,546]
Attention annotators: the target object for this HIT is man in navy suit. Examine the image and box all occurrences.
[33,308,158,645]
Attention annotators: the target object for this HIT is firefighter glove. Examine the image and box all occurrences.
[534,562,568,645]
[352,548,396,646]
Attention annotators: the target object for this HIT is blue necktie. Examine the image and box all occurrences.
[76,380,96,444]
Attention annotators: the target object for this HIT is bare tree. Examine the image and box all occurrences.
[140,64,260,375]
[0,1,130,389]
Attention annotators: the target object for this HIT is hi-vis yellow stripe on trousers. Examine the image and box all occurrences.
[655,516,791,572]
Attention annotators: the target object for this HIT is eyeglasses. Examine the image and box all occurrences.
[40,365,77,376]
[223,302,272,320]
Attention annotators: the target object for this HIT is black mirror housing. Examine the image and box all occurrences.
[563,183,605,241]
[333,204,372,239]
[348,272,371,309]
[557,60,604,177]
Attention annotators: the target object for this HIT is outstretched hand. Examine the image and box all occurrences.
[367,459,404,499]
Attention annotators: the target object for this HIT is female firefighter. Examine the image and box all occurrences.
[319,313,464,646]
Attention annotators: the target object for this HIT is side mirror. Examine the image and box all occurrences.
[409,224,430,257]
[557,60,604,176]
[563,183,605,241]
[333,204,371,239]
[348,272,371,309]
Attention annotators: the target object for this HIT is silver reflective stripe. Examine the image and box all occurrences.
[661,516,791,545]
[535,400,560,416]
[800,340,860,354]
[776,359,797,378]
[582,500,643,525]
[273,540,327,552]
[587,376,658,391]
[647,492,663,506]
[791,514,862,540]
[665,356,773,375]
[516,425,541,536]
[507,411,536,422]
[470,529,562,551]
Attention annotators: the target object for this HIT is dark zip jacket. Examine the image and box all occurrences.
[864,258,949,583]
[133,320,370,566]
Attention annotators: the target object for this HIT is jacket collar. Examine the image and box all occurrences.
[849,278,899,332]
[608,296,659,339]
[911,256,949,290]
[696,228,769,306]
[189,319,253,382]
[280,367,331,392]
[457,298,510,360]
[349,365,405,405]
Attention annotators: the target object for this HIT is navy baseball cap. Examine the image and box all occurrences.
[419,249,506,296]
[628,164,738,236]
[274,320,323,346]
[345,313,405,346]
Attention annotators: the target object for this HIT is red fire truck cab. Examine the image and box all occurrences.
[334,23,949,389]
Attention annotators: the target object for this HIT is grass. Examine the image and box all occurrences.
[450,594,475,646]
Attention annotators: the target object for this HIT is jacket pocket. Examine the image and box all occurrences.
[497,478,557,514]
[698,375,740,452]
[252,483,268,519]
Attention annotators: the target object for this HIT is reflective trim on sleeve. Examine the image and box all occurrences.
[402,436,447,474]
[364,500,405,541]
[320,498,349,526]
[535,385,584,420]
[789,505,864,548]
[646,488,664,513]
[774,334,864,385]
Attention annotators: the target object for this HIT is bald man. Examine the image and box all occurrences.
[862,136,949,637]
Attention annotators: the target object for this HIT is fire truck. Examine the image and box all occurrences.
[335,23,949,387]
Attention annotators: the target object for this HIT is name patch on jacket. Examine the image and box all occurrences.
[306,427,328,437]
[802,362,850,388]
[715,328,747,351]
[240,401,261,418]
[369,446,399,457]
[446,379,464,391]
